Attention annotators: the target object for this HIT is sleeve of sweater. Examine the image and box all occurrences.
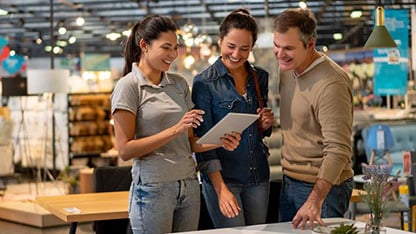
[316,78,353,185]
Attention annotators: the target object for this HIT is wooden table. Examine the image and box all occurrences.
[347,189,367,222]
[351,188,365,202]
[35,188,366,234]
[36,191,129,234]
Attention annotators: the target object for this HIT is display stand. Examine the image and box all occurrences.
[38,93,57,184]
[27,68,69,196]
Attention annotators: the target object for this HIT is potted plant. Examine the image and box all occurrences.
[58,165,80,194]
[331,223,359,234]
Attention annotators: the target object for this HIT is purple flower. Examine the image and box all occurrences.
[361,163,400,182]
[360,163,401,226]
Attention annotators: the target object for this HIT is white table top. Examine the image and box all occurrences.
[354,174,407,184]
[176,218,411,234]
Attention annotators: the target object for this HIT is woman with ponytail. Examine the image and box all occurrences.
[111,15,240,234]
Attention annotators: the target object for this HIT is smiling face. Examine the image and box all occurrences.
[219,28,253,72]
[273,27,315,74]
[141,31,179,73]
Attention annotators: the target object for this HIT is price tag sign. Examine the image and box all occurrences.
[403,151,411,176]
[376,129,385,150]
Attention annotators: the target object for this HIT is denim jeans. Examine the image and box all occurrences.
[129,175,200,234]
[279,175,353,222]
[202,181,269,228]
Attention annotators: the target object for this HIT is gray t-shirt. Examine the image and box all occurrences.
[111,63,196,184]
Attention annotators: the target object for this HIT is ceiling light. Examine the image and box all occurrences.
[180,22,199,48]
[0,9,8,16]
[184,37,194,48]
[183,23,199,36]
[106,32,121,41]
[200,46,212,57]
[332,33,343,40]
[76,17,85,26]
[194,34,212,47]
[298,1,307,9]
[58,26,67,35]
[183,54,195,69]
[58,20,67,35]
[364,1,397,48]
[53,46,62,54]
[122,30,131,37]
[44,45,52,52]
[56,40,67,47]
[350,10,363,19]
[35,32,43,45]
[68,36,77,44]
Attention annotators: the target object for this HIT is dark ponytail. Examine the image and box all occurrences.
[122,15,177,76]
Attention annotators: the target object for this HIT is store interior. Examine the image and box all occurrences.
[0,0,416,233]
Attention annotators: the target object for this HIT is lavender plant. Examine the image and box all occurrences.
[360,163,400,231]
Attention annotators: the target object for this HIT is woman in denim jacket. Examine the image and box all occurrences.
[192,9,274,228]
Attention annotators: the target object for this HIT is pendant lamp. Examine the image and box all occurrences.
[363,0,397,48]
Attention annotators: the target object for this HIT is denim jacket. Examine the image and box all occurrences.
[192,58,271,185]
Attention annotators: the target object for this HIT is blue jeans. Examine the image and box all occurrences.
[202,181,269,228]
[279,175,353,222]
[129,175,200,234]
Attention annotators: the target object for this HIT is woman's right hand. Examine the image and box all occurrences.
[174,109,205,135]
[220,131,241,151]
[218,186,241,218]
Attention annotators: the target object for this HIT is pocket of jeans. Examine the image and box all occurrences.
[134,182,163,201]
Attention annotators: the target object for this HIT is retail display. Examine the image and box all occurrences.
[360,122,416,176]
[0,107,13,176]
[68,93,113,165]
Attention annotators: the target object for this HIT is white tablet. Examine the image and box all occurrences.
[196,112,259,144]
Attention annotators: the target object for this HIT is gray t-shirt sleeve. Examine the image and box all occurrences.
[111,74,139,115]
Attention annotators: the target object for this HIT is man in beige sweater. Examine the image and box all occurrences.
[273,8,354,230]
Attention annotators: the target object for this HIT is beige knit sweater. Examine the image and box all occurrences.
[279,54,354,185]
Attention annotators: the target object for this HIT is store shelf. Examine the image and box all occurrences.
[67,93,113,166]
